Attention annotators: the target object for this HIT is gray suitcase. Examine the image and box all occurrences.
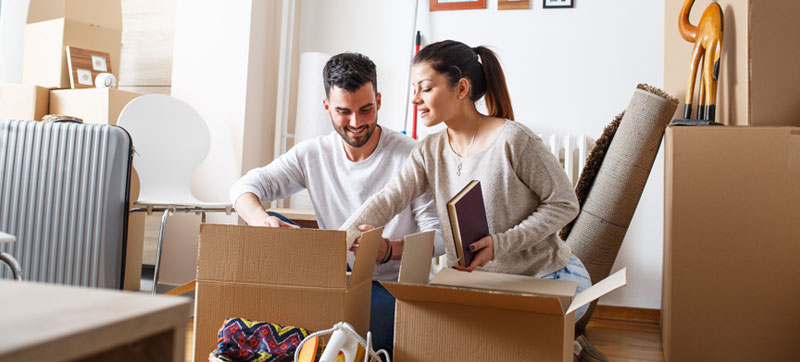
[0,120,133,289]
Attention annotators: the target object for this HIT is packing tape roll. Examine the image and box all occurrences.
[95,73,117,88]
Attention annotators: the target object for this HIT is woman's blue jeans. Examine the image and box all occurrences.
[542,255,592,321]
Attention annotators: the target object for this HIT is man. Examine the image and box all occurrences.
[229,52,444,355]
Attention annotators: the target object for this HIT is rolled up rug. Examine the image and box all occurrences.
[565,84,678,333]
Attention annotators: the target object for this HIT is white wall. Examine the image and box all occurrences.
[159,0,281,285]
[0,0,28,83]
[296,0,665,308]
[0,0,668,306]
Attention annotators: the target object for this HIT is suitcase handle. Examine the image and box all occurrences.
[52,119,83,124]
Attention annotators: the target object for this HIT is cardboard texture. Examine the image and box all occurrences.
[397,231,435,284]
[22,0,122,88]
[49,88,140,125]
[385,250,626,362]
[395,297,570,361]
[193,224,380,361]
[0,84,50,121]
[748,1,800,126]
[664,0,800,126]
[662,126,800,361]
[432,268,577,305]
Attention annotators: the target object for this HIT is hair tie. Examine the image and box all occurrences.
[472,47,482,64]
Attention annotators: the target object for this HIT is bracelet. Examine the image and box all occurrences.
[379,239,393,264]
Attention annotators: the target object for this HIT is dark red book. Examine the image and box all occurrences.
[446,180,490,267]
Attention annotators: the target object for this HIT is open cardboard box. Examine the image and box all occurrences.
[384,234,627,362]
[193,224,381,361]
[22,0,122,88]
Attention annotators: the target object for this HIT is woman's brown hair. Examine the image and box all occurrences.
[413,40,514,120]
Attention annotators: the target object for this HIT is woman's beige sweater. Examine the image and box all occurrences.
[341,120,579,277]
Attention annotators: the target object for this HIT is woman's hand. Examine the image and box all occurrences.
[453,235,494,272]
[349,224,391,263]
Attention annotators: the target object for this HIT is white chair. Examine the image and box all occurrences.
[0,232,22,281]
[117,94,232,294]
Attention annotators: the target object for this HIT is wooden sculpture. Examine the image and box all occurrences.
[679,0,723,122]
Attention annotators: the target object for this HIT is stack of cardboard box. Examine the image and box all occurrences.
[0,0,144,291]
[1,0,139,125]
[663,1,800,360]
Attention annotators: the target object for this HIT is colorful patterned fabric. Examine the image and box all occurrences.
[214,318,311,362]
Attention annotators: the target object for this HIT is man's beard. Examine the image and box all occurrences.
[334,122,378,148]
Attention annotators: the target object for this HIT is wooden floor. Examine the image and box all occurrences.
[582,306,665,362]
[183,306,664,362]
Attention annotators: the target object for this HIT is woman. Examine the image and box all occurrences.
[341,40,592,320]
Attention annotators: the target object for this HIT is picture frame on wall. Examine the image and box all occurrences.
[430,0,486,11]
[498,0,530,10]
[543,0,573,8]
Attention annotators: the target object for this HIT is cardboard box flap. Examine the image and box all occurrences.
[431,268,577,311]
[197,224,346,288]
[567,268,627,315]
[28,0,122,31]
[397,230,435,284]
[383,281,565,315]
[343,273,372,336]
[348,227,382,288]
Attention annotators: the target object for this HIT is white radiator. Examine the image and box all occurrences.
[540,134,595,187]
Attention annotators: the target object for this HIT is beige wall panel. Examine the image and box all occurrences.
[240,0,285,175]
[120,0,176,87]
[119,86,171,96]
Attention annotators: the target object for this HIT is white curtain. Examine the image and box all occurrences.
[0,0,29,83]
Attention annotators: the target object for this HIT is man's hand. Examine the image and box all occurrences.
[234,193,299,228]
[349,224,391,263]
[260,215,301,228]
[453,235,494,272]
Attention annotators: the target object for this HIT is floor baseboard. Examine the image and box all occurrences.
[593,305,660,324]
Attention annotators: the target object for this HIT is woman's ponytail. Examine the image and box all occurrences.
[473,46,514,120]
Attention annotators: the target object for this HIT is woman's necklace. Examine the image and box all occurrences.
[453,115,482,176]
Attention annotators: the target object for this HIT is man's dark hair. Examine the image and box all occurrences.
[322,52,377,98]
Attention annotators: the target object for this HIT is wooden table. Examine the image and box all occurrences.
[0,281,191,362]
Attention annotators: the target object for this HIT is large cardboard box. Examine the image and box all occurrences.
[662,126,800,361]
[193,224,381,361]
[383,250,626,361]
[22,0,122,89]
[0,84,50,121]
[49,88,139,125]
[665,0,800,126]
